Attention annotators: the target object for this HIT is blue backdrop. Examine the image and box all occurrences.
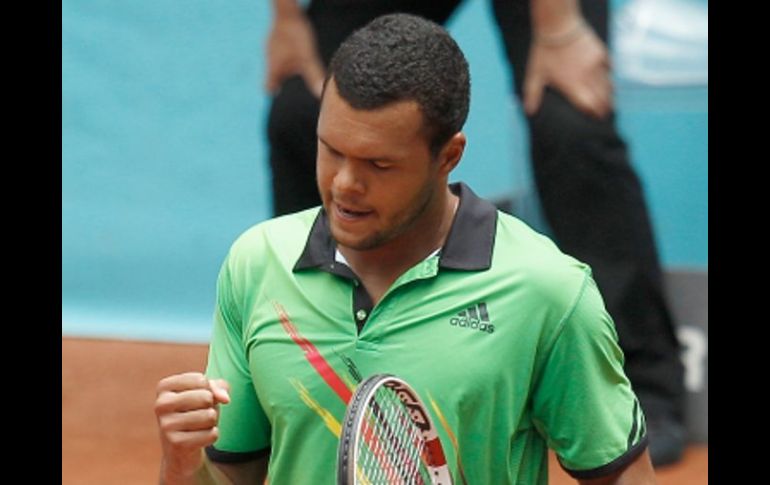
[62,0,707,342]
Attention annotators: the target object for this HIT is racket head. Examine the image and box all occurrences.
[337,373,452,485]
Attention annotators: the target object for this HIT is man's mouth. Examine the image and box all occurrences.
[334,203,373,220]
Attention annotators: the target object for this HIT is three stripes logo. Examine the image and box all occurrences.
[449,302,494,334]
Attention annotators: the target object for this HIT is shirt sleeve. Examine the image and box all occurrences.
[204,251,271,460]
[531,272,648,478]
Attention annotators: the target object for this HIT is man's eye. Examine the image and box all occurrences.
[369,160,391,170]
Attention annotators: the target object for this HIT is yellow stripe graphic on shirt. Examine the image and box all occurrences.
[290,378,341,437]
[427,391,469,485]
[356,466,373,485]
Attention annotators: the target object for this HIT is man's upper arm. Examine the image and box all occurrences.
[532,273,648,477]
[205,251,271,457]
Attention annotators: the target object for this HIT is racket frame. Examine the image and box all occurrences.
[337,373,452,485]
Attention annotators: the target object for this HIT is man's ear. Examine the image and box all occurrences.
[437,132,466,175]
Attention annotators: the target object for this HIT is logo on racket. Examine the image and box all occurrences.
[383,380,432,432]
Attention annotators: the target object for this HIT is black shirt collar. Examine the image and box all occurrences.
[293,182,497,273]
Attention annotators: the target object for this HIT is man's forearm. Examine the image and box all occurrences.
[159,454,234,485]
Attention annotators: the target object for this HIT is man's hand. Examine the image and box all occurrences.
[265,9,326,98]
[524,21,613,119]
[155,372,231,484]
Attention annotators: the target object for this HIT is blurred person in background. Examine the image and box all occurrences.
[264,0,685,466]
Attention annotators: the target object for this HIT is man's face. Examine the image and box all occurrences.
[316,80,444,252]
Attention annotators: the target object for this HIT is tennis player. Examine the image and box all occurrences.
[154,13,657,484]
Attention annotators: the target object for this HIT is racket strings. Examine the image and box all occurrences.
[356,386,431,484]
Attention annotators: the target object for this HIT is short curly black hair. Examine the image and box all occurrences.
[324,13,471,158]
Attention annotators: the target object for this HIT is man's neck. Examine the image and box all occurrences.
[338,190,459,304]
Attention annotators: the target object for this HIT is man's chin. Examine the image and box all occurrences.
[330,227,384,252]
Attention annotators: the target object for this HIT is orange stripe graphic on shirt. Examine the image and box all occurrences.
[290,378,342,437]
[273,301,353,403]
[427,392,469,485]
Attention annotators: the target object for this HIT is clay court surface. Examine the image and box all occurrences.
[62,337,707,484]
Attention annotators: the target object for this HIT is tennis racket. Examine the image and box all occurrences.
[337,373,453,485]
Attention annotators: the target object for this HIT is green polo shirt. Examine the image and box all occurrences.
[205,182,647,484]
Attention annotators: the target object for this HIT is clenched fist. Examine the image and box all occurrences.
[155,372,230,484]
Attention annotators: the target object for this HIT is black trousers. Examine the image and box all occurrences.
[266,0,684,419]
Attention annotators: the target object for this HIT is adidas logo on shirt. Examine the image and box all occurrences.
[449,302,494,334]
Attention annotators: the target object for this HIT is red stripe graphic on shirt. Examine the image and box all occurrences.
[273,301,353,404]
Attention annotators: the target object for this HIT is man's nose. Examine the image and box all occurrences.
[333,159,366,195]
